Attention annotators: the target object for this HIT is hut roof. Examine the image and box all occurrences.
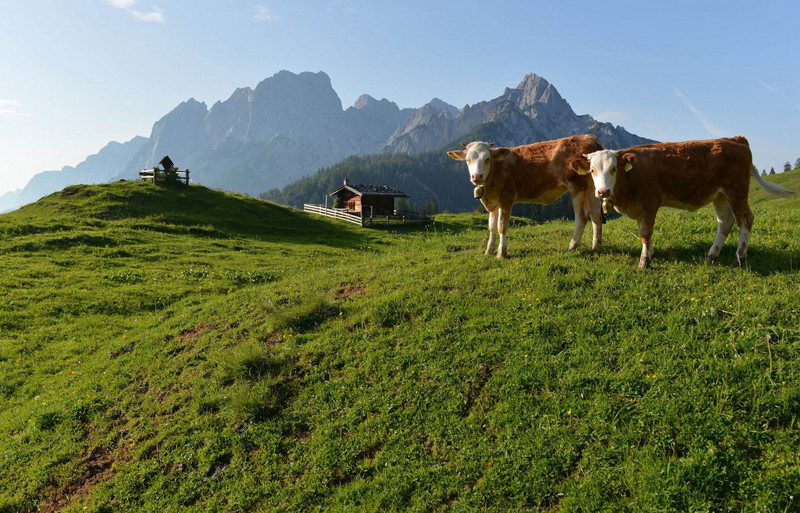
[329,177,408,198]
[159,155,175,169]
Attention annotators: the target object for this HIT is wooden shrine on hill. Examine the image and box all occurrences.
[139,155,190,186]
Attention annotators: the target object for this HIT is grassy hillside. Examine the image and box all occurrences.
[1,174,800,512]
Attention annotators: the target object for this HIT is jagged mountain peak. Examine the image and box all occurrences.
[254,70,337,100]
[154,98,209,128]
[1,70,656,213]
[516,73,550,91]
[352,94,400,111]
[504,73,572,115]
[217,86,254,106]
[426,98,459,117]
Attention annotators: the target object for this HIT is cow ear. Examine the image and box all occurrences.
[447,150,467,161]
[490,148,511,161]
[569,155,590,175]
[620,152,636,172]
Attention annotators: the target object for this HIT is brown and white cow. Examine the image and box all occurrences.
[577,136,795,268]
[447,135,604,258]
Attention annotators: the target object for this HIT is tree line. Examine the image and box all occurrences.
[760,158,800,176]
[260,151,576,223]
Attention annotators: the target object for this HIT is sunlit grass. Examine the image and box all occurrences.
[1,174,799,511]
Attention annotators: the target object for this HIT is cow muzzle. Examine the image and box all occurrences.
[596,188,612,199]
[471,174,484,185]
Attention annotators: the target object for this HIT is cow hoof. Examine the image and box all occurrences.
[737,255,746,267]
[706,255,719,265]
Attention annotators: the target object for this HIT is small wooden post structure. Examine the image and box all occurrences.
[139,155,190,186]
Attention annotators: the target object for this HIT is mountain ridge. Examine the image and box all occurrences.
[1,71,655,213]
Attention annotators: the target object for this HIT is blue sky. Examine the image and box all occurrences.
[1,1,798,196]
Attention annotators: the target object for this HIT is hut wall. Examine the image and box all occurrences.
[362,196,395,216]
[335,191,362,212]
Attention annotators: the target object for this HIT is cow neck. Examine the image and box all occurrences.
[613,165,633,206]
[474,159,496,199]
[485,158,498,189]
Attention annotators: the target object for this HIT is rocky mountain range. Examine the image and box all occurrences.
[0,70,655,213]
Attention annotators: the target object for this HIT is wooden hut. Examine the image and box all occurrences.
[329,178,408,216]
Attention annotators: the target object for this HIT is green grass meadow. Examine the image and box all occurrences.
[1,173,800,512]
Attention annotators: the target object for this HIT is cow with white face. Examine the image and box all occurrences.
[448,135,605,258]
[580,149,634,202]
[578,137,795,268]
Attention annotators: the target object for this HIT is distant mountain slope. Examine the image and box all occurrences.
[111,71,415,194]
[0,136,147,214]
[2,71,655,213]
[383,74,655,152]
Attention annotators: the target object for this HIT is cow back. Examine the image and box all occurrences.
[488,135,602,205]
[619,137,752,209]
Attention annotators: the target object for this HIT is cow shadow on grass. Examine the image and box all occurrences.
[585,240,800,276]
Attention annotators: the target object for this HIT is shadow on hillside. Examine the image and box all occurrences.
[589,240,800,275]
[37,182,384,250]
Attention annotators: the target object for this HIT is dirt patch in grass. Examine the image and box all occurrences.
[177,321,213,342]
[336,284,367,300]
[38,446,120,513]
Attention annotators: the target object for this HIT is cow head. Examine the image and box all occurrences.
[576,150,636,199]
[447,141,511,185]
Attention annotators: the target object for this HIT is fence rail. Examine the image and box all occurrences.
[303,204,434,227]
[139,168,190,186]
[303,204,364,225]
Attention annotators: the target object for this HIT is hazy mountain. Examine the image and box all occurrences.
[0,136,147,213]
[383,74,654,152]
[110,71,414,193]
[1,71,655,213]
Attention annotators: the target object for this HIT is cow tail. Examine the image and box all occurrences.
[750,166,796,197]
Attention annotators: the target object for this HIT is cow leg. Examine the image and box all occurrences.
[589,195,603,249]
[637,214,656,269]
[732,202,754,266]
[485,208,498,256]
[568,193,589,250]
[497,207,511,258]
[707,196,734,263]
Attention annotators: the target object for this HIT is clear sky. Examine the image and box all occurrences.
[1,1,798,196]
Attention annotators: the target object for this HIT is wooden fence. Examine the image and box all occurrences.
[139,168,190,186]
[303,204,434,227]
[303,204,364,225]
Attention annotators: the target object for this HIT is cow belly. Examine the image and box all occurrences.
[518,186,567,205]
[662,188,723,212]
